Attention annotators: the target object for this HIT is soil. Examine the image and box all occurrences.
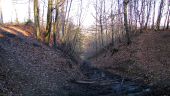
[91,30,170,95]
[1,24,170,96]
[0,25,83,96]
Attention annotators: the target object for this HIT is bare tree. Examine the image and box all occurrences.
[133,0,139,30]
[156,0,164,30]
[111,0,114,45]
[61,0,73,43]
[34,0,41,40]
[28,0,31,20]
[0,0,3,24]
[94,0,108,48]
[140,0,146,30]
[53,0,59,48]
[151,0,156,29]
[166,0,170,29]
[41,0,46,27]
[123,0,131,45]
[65,0,73,41]
[128,0,133,31]
[99,0,104,46]
[95,0,98,54]
[117,0,123,41]
[166,13,170,29]
[144,0,152,29]
[45,0,53,44]
[15,9,19,24]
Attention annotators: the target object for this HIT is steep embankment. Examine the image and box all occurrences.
[91,30,170,94]
[0,25,83,95]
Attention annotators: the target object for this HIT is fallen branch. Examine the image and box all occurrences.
[73,79,120,86]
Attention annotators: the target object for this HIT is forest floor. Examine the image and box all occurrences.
[91,30,170,95]
[0,24,84,96]
[0,24,170,96]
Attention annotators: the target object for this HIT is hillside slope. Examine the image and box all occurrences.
[0,25,83,96]
[91,30,170,94]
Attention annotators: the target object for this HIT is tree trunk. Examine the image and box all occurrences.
[111,2,114,45]
[0,0,3,24]
[45,0,53,45]
[61,0,73,43]
[28,0,31,20]
[128,0,133,31]
[95,0,98,57]
[34,0,41,40]
[166,14,170,29]
[166,1,170,29]
[64,0,73,42]
[15,9,19,24]
[41,1,45,27]
[156,0,164,30]
[144,0,152,29]
[140,0,145,30]
[152,0,156,29]
[117,0,122,42]
[53,0,59,48]
[164,4,169,30]
[166,13,170,29]
[99,11,103,46]
[133,0,138,31]
[123,0,131,45]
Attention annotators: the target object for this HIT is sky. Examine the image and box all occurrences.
[1,0,30,23]
[0,0,169,28]
[0,0,95,27]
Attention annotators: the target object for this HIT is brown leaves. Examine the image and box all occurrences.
[92,31,170,85]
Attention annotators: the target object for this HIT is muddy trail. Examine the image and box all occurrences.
[68,60,152,96]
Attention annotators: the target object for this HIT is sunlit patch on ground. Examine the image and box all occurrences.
[0,26,18,35]
[8,26,30,36]
[0,25,32,37]
[0,34,4,38]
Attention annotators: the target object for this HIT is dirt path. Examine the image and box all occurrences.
[0,25,83,96]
